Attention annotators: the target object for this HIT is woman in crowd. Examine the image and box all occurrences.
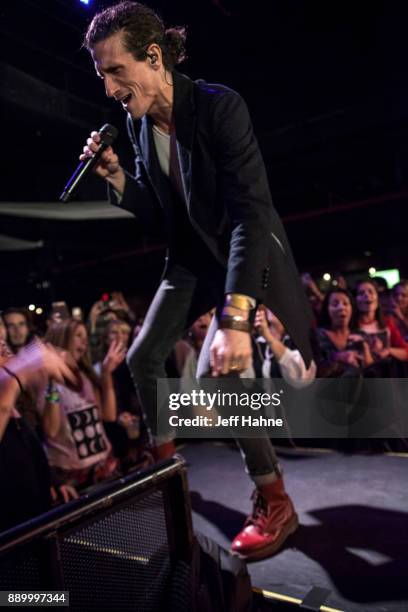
[0,342,78,532]
[41,319,126,489]
[87,292,135,363]
[94,319,152,469]
[355,280,408,371]
[388,280,408,342]
[94,319,134,410]
[317,288,374,376]
[253,306,316,387]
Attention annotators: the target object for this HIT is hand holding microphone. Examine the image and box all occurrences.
[60,123,125,202]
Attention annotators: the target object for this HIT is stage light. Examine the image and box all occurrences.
[36,307,43,315]
[368,267,376,276]
[80,0,90,5]
[370,268,400,288]
[323,273,331,282]
[28,304,35,311]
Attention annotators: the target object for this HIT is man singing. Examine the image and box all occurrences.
[81,1,313,561]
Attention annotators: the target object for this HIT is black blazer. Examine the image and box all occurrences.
[110,71,313,366]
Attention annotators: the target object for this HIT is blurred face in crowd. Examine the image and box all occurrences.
[68,323,88,363]
[0,318,7,343]
[394,283,408,313]
[0,319,11,361]
[328,292,352,328]
[356,282,378,315]
[3,313,29,350]
[107,321,131,347]
[191,313,212,343]
[333,275,347,289]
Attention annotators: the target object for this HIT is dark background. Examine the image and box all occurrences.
[1,0,408,313]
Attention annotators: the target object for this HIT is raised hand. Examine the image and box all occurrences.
[102,339,127,374]
[254,307,272,341]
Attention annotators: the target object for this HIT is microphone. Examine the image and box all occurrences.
[59,123,118,203]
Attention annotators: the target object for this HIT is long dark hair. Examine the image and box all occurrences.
[319,288,357,330]
[45,319,101,391]
[84,1,187,71]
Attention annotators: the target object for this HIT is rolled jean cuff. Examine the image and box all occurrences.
[251,466,282,486]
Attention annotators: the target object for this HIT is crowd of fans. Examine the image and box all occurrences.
[1,276,408,533]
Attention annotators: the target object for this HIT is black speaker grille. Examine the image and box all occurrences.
[59,489,171,611]
[0,545,43,590]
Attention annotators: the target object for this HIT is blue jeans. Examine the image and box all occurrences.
[127,263,280,481]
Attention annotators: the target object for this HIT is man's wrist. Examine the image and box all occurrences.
[224,293,256,311]
[107,168,125,196]
[219,315,252,333]
[222,305,249,320]
[221,293,256,332]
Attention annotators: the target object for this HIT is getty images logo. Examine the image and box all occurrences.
[168,389,283,412]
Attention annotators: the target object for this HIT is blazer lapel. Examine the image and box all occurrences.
[172,71,196,207]
[131,72,196,209]
[139,115,170,209]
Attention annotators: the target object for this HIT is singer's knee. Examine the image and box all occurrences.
[126,342,146,378]
[126,339,163,381]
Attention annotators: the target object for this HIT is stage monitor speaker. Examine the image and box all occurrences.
[0,457,193,611]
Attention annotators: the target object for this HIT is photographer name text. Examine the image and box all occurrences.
[168,415,283,428]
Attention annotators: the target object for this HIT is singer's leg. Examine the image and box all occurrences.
[126,263,221,443]
[126,265,197,443]
[197,313,298,560]
[197,312,281,480]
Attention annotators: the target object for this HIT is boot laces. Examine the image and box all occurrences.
[245,490,270,529]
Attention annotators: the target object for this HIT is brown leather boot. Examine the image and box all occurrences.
[152,440,177,462]
[231,477,298,561]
